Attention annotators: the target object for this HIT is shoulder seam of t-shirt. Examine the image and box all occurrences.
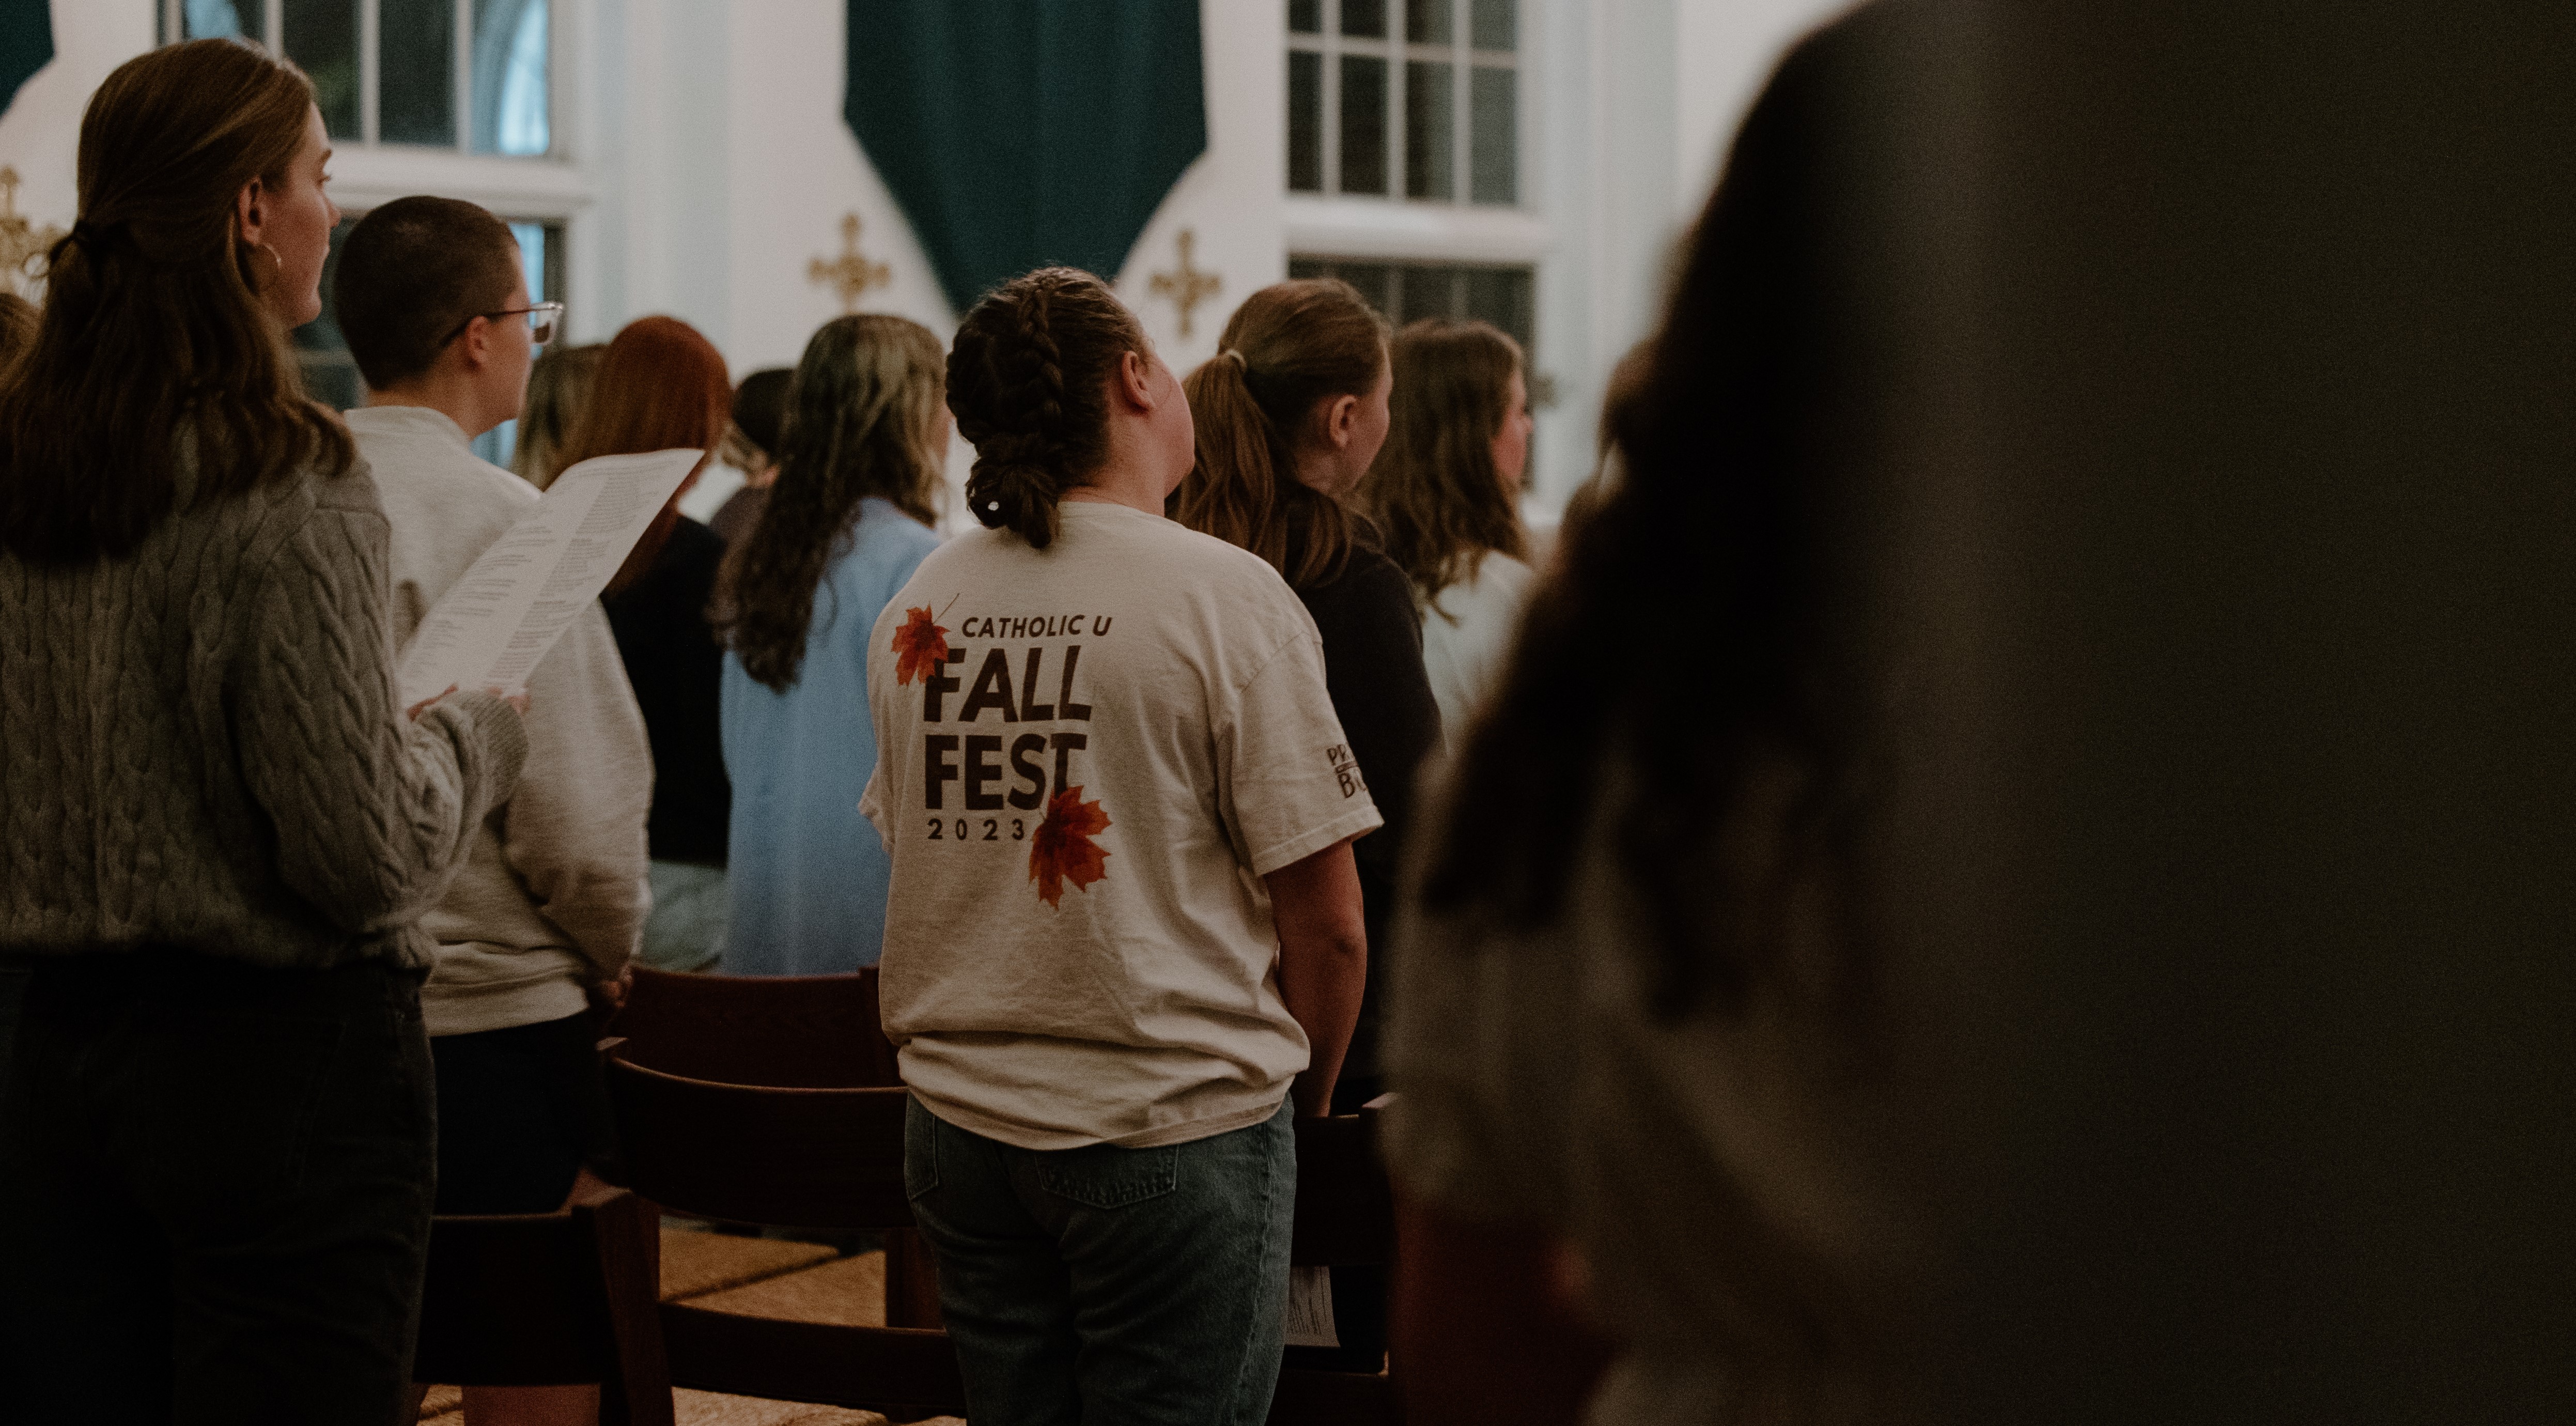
[1224,623,1327,707]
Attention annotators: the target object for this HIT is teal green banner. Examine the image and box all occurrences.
[0,0,50,115]
[845,1,1205,315]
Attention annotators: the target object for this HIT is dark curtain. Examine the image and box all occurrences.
[0,0,50,115]
[844,0,1205,315]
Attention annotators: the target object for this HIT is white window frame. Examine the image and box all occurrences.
[154,0,596,299]
[1289,0,1523,208]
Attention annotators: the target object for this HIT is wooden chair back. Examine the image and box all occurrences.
[606,970,942,1326]
[606,1054,967,1419]
[1273,1104,1403,1425]
[413,1180,673,1426]
[610,965,900,1089]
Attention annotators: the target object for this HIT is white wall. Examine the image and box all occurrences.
[0,3,156,237]
[0,0,1853,524]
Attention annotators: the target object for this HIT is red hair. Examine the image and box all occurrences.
[563,315,733,595]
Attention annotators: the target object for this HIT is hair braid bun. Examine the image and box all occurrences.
[947,266,1147,552]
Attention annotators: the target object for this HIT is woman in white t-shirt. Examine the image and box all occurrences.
[1356,318,1539,740]
[862,267,1376,1425]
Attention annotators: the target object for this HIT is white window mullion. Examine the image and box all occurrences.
[454,0,475,150]
[265,0,283,54]
[1453,0,1471,210]
[1386,39,1404,200]
[359,0,381,145]
[1321,3,1341,196]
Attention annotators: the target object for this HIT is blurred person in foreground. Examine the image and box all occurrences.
[558,316,735,971]
[0,40,526,1418]
[715,317,943,975]
[1382,9,1902,1423]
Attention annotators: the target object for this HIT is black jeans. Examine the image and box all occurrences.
[0,949,437,1425]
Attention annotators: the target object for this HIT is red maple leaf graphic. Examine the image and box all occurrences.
[1029,785,1112,909]
[890,605,950,686]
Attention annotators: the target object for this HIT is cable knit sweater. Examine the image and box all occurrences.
[0,458,529,972]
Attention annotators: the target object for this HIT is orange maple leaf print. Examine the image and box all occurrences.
[890,606,950,686]
[1030,785,1112,909]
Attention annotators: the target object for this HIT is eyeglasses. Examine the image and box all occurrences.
[441,300,565,349]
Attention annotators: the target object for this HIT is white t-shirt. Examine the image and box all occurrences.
[861,500,1383,1150]
[1420,551,1538,740]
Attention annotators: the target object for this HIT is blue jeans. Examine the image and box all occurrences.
[904,1095,1296,1426]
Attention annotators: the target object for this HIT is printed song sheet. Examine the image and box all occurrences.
[396,448,702,710]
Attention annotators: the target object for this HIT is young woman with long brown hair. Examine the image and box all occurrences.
[1173,278,1439,1118]
[1357,318,1537,739]
[558,316,736,971]
[864,267,1371,1424]
[1383,13,1891,1421]
[715,314,945,975]
[0,39,527,1419]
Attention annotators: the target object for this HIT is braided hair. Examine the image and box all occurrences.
[946,267,1148,550]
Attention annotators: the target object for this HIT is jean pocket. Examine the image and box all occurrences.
[1035,1142,1180,1210]
[903,1096,940,1201]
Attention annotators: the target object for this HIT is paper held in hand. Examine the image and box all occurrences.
[396,448,703,710]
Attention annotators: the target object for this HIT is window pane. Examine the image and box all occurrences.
[1469,65,1515,204]
[1400,265,1456,328]
[1287,258,1328,281]
[1470,0,1515,51]
[1464,265,1534,349]
[281,0,359,140]
[1406,0,1452,44]
[1287,50,1323,193]
[381,0,457,146]
[1404,61,1453,200]
[1336,263,1394,318]
[1338,55,1388,195]
[471,0,550,155]
[1341,0,1386,39]
[1288,0,1321,34]
[185,0,248,40]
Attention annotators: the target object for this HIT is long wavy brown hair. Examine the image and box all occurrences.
[554,317,731,597]
[1418,25,1869,1022]
[0,39,353,564]
[1171,278,1387,591]
[1358,318,1528,606]
[946,267,1148,552]
[717,314,945,690]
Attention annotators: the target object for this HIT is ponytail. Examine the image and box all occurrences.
[948,267,1146,551]
[1171,278,1388,590]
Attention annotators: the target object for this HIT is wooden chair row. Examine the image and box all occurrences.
[413,966,1402,1424]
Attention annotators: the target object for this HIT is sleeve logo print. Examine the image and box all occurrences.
[891,605,952,686]
[1029,784,1111,908]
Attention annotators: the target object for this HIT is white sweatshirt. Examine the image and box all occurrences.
[347,405,654,1037]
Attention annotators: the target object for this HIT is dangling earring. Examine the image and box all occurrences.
[252,242,283,286]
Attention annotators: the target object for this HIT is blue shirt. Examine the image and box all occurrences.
[719,498,941,973]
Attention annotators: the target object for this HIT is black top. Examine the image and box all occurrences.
[1289,535,1441,1104]
[602,516,732,866]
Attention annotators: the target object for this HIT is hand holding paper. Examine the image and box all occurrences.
[396,448,703,711]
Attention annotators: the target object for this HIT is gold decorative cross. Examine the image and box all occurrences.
[809,212,890,313]
[0,166,64,293]
[1150,228,1222,340]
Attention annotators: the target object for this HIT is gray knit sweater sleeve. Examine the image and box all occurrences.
[234,474,530,938]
